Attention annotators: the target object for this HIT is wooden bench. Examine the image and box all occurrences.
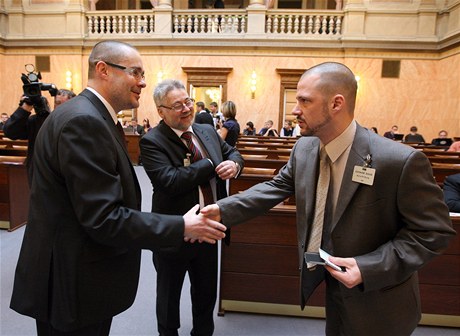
[0,156,29,231]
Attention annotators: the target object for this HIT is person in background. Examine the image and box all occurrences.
[202,62,455,336]
[404,126,425,143]
[209,101,223,129]
[142,118,152,134]
[194,101,214,126]
[292,119,301,137]
[9,40,226,336]
[3,89,76,184]
[370,126,378,134]
[126,118,144,135]
[258,119,279,136]
[279,120,294,137]
[54,89,76,108]
[443,173,460,212]
[0,112,9,130]
[243,121,256,135]
[139,79,243,336]
[431,130,453,147]
[218,100,240,147]
[383,125,399,139]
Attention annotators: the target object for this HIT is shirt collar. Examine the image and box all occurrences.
[323,120,356,164]
[86,87,118,124]
[171,125,194,139]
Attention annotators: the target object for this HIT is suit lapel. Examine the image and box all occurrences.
[303,138,321,225]
[331,125,371,231]
[192,124,218,161]
[80,89,141,202]
[80,90,130,159]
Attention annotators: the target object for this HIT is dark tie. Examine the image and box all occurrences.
[116,121,127,148]
[181,131,214,206]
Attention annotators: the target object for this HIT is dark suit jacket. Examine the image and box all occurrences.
[10,89,185,332]
[139,121,244,217]
[217,123,455,335]
[194,111,214,127]
[444,173,460,212]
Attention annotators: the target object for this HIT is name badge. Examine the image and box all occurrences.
[184,153,191,167]
[352,166,375,186]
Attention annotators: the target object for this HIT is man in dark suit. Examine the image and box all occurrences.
[194,101,214,126]
[139,79,244,336]
[202,62,456,335]
[9,41,226,336]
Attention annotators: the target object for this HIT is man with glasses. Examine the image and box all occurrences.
[139,79,244,336]
[10,41,226,336]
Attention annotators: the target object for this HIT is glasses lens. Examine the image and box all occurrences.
[130,69,145,80]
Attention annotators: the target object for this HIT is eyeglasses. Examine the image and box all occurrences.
[104,61,145,81]
[160,98,194,112]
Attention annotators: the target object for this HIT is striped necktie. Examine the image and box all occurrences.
[306,147,331,268]
[181,131,214,205]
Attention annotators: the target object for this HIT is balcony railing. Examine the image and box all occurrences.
[86,9,344,39]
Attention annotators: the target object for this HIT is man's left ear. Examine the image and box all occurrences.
[332,94,345,111]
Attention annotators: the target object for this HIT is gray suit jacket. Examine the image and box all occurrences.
[217,123,455,335]
[10,89,185,332]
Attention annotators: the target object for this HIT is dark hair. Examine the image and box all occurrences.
[246,121,254,129]
[410,126,418,132]
[57,89,76,99]
[196,101,205,109]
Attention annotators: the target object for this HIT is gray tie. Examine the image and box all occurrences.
[306,147,331,268]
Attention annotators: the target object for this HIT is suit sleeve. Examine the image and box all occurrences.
[218,142,297,226]
[57,114,184,250]
[2,107,31,140]
[443,174,460,212]
[356,150,456,291]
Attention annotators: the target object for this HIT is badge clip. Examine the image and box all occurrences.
[363,154,372,168]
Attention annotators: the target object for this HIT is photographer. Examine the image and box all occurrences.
[3,89,75,184]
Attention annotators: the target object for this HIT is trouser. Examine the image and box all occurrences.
[36,318,112,336]
[154,242,218,336]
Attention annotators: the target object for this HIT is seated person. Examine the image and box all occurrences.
[431,130,453,147]
[279,120,294,137]
[258,120,279,136]
[404,126,425,143]
[243,121,256,135]
[443,173,460,212]
[125,118,144,135]
[383,125,399,139]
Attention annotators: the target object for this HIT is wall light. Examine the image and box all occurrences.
[250,71,257,99]
[355,75,360,92]
[157,70,164,83]
[65,70,73,91]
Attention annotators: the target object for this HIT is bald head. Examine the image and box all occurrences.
[301,62,358,113]
[88,41,138,79]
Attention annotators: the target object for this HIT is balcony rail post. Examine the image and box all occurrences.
[154,0,173,37]
[246,0,267,37]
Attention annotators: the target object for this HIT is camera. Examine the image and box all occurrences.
[21,64,58,115]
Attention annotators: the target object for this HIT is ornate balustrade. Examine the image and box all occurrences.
[86,9,343,39]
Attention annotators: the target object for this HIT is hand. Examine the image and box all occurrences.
[183,204,226,244]
[326,256,363,289]
[215,160,238,180]
[200,204,222,222]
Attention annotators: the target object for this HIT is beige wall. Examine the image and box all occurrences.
[1,49,459,141]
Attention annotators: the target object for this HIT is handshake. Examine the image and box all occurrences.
[182,204,223,244]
